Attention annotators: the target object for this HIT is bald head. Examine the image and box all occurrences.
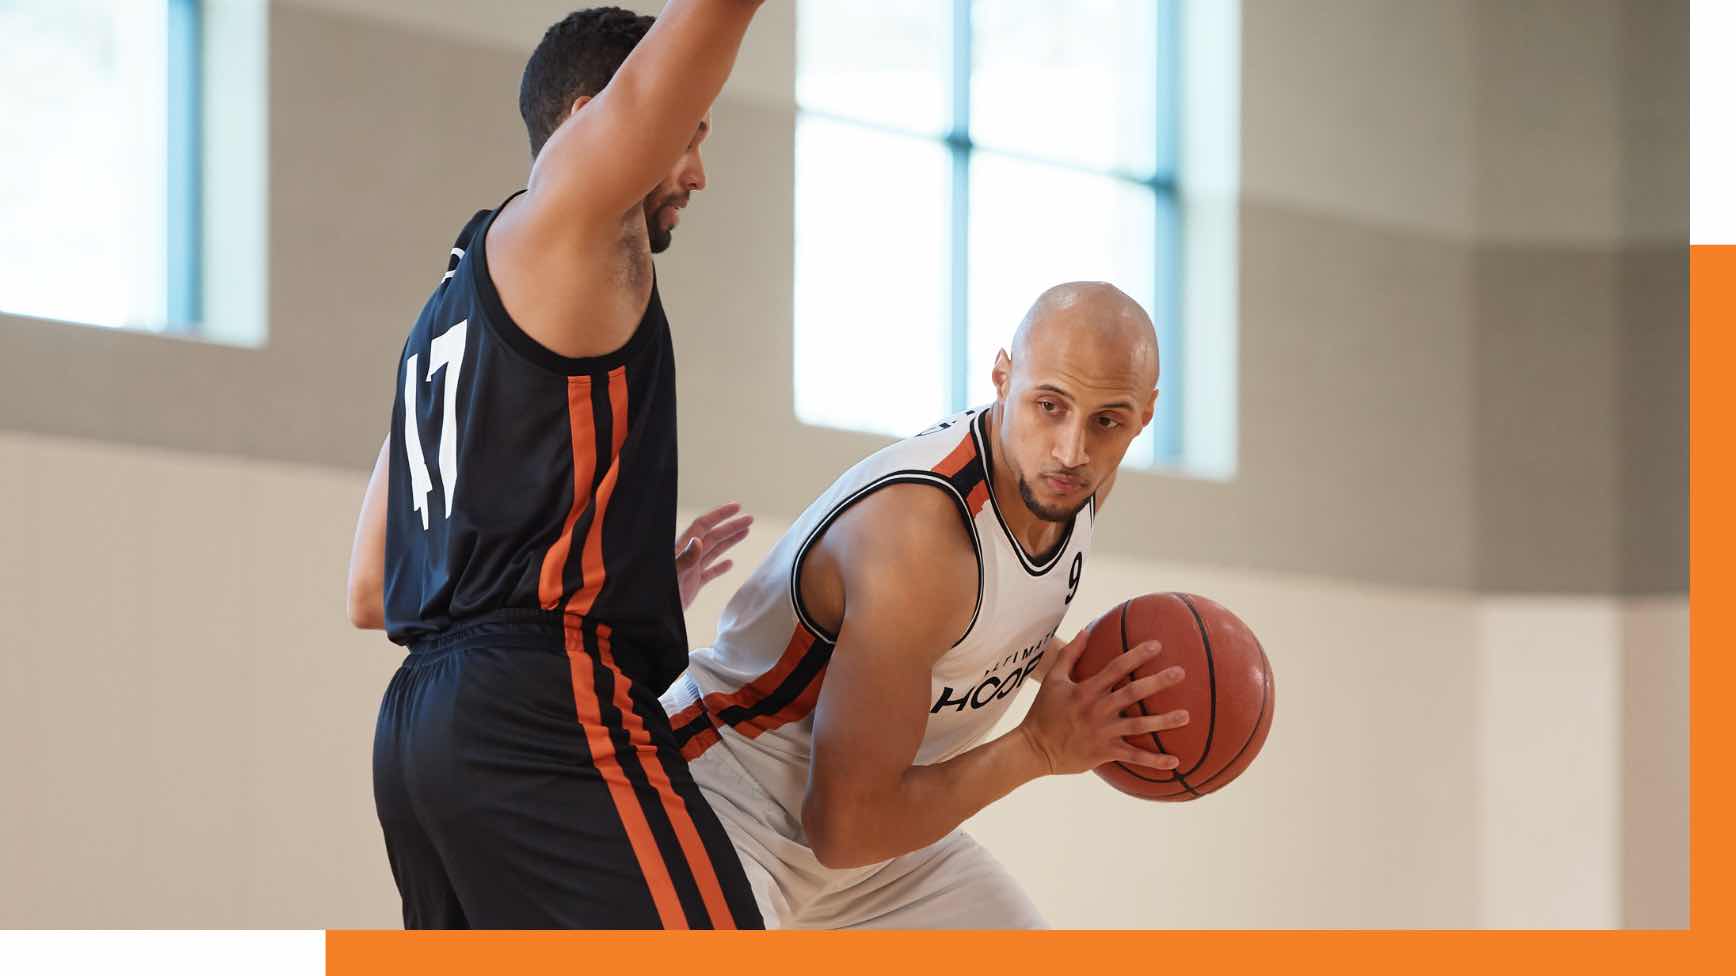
[987,282,1160,524]
[1010,282,1159,388]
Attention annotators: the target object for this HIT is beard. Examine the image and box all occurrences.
[1017,473,1092,524]
[644,194,685,254]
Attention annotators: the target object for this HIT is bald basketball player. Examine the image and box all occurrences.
[659,282,1190,928]
[346,3,769,929]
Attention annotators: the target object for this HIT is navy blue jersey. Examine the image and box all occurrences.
[384,195,688,691]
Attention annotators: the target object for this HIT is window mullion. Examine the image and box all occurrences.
[947,0,971,413]
[166,0,203,331]
[1153,0,1183,465]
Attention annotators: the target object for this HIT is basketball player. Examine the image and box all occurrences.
[659,282,1189,928]
[343,4,770,929]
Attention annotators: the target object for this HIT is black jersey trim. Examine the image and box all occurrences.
[468,190,665,376]
[786,471,985,650]
[970,410,1077,577]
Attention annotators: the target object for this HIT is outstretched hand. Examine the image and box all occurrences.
[675,502,754,609]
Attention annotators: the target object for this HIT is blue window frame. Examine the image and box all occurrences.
[795,0,1183,468]
[0,0,203,333]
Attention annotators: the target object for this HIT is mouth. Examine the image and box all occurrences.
[661,198,688,229]
[1042,474,1084,495]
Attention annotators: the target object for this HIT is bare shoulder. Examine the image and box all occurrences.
[807,482,979,650]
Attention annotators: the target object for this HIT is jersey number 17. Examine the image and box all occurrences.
[403,320,468,530]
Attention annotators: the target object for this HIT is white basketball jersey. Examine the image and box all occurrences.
[661,407,1094,832]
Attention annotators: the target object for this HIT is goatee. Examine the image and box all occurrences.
[1018,476,1088,524]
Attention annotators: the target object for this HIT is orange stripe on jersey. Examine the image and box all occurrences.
[594,625,741,930]
[679,726,720,762]
[734,663,830,739]
[966,480,990,516]
[667,700,706,734]
[539,375,597,609]
[562,620,687,928]
[708,626,817,717]
[932,432,977,479]
[678,625,828,761]
[568,366,630,617]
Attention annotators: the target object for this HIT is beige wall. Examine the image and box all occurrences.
[0,0,1688,595]
[0,0,1687,929]
[0,431,1685,928]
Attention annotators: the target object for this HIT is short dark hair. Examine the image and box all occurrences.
[519,7,654,158]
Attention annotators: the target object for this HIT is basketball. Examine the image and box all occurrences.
[1072,593,1275,801]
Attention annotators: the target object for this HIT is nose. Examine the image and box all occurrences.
[1053,419,1089,469]
[684,149,707,193]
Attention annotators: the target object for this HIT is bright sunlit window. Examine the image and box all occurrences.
[0,0,202,333]
[795,0,1185,467]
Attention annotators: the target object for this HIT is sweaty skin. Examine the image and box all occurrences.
[799,282,1182,870]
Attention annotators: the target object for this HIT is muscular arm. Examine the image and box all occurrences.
[487,0,763,357]
[800,486,1051,869]
[346,438,389,631]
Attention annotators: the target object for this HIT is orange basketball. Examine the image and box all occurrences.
[1071,593,1275,801]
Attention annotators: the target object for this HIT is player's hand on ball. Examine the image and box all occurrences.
[1015,630,1189,776]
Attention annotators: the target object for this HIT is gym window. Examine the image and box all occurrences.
[0,0,203,334]
[793,0,1237,473]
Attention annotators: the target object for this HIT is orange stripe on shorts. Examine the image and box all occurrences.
[594,625,740,930]
[564,620,687,929]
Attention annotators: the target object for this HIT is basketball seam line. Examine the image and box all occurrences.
[1113,598,1202,797]
[1175,594,1220,781]
[1190,643,1272,795]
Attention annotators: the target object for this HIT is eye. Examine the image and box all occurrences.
[1097,415,1121,430]
[1037,399,1059,414]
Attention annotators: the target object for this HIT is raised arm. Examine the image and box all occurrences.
[487,0,764,359]
[347,438,389,631]
[523,0,761,228]
[799,486,1189,869]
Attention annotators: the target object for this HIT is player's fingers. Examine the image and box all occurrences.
[1105,667,1185,710]
[692,500,740,528]
[699,559,734,584]
[1114,748,1182,771]
[1050,628,1090,681]
[1114,709,1190,737]
[1085,640,1164,693]
[675,536,702,569]
[702,516,754,552]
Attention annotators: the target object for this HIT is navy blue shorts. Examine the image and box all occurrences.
[371,610,764,929]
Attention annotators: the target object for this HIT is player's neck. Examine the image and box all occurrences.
[982,406,1069,558]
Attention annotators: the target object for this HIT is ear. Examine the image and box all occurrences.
[1140,387,1159,429]
[567,94,594,120]
[992,349,1013,400]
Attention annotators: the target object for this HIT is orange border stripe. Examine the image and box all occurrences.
[932,433,977,479]
[965,480,989,516]
[704,626,816,717]
[736,664,830,738]
[568,366,630,617]
[678,626,826,761]
[562,620,687,929]
[593,625,739,930]
[538,375,596,609]
[678,726,719,762]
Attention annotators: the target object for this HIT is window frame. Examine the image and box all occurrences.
[166,0,204,332]
[795,0,1184,467]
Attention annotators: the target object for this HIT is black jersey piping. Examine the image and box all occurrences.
[467,189,664,376]
[786,471,985,650]
[969,409,1076,577]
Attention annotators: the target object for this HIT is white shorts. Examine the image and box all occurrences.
[687,738,1046,930]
